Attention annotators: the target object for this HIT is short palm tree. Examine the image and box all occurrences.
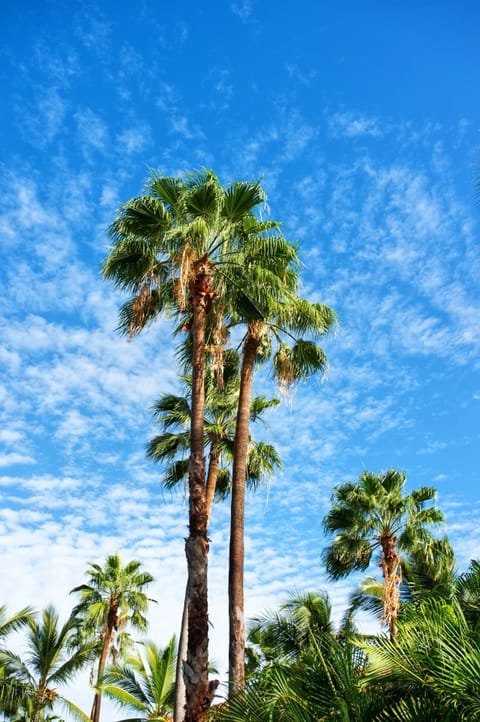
[70,553,155,722]
[323,469,445,639]
[99,637,176,721]
[0,606,95,722]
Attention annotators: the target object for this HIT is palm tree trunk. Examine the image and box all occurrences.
[228,325,261,695]
[91,617,114,722]
[174,581,189,722]
[175,451,218,722]
[205,445,220,520]
[184,260,213,722]
[381,535,401,641]
[32,681,45,722]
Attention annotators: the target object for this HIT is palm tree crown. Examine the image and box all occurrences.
[323,468,444,638]
[0,606,95,722]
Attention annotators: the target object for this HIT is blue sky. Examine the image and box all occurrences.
[1,0,480,713]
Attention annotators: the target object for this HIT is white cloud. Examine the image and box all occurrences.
[328,111,383,139]
[231,0,254,22]
[75,108,110,153]
[0,453,36,467]
[116,124,152,155]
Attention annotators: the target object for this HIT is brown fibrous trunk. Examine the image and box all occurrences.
[380,534,401,641]
[184,259,217,722]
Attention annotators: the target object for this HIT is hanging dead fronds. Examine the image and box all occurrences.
[129,276,158,339]
[175,244,195,312]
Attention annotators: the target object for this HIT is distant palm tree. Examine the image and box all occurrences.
[70,553,155,722]
[323,469,444,639]
[100,637,176,721]
[248,590,334,665]
[0,606,94,722]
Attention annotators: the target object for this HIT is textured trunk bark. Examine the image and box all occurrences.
[174,582,189,722]
[380,535,401,641]
[175,450,218,722]
[228,326,261,695]
[184,259,213,722]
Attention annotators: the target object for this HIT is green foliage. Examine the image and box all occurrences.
[361,597,480,721]
[0,606,94,722]
[146,354,281,503]
[100,637,176,721]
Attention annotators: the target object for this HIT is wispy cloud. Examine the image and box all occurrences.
[231,0,254,22]
[328,110,383,139]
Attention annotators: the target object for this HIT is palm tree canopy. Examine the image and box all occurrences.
[361,597,480,721]
[102,170,296,340]
[248,591,334,664]
[0,606,95,722]
[71,553,155,641]
[323,469,444,579]
[146,351,281,498]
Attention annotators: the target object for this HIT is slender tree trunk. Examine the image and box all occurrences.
[228,325,261,695]
[184,259,214,722]
[91,610,116,722]
[32,680,45,722]
[205,445,220,520]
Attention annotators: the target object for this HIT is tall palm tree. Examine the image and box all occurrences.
[70,553,155,722]
[103,169,295,721]
[323,469,445,639]
[147,351,281,722]
[99,637,176,721]
[0,606,95,722]
[228,293,336,693]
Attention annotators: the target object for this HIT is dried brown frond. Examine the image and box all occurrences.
[129,278,157,339]
[175,244,195,311]
[207,302,228,388]
[275,345,295,392]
